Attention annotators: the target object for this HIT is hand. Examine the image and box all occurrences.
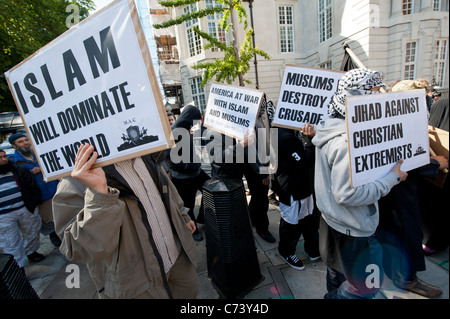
[391,159,408,182]
[186,220,196,234]
[31,167,41,174]
[71,144,108,194]
[431,155,449,170]
[301,122,316,137]
[239,129,255,148]
[269,162,277,173]
[262,176,270,186]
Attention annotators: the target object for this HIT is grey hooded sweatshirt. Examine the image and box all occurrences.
[312,117,401,237]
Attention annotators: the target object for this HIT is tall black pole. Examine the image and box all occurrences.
[244,0,259,89]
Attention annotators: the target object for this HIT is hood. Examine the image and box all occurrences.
[172,104,201,130]
[312,118,347,149]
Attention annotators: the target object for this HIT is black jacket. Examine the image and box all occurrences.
[6,163,42,214]
[167,105,202,178]
[273,128,315,205]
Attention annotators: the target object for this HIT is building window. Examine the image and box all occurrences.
[433,0,441,11]
[433,39,448,86]
[279,6,294,53]
[206,0,226,52]
[191,77,206,112]
[185,4,202,57]
[404,41,417,80]
[402,0,414,15]
[319,61,332,69]
[319,0,332,43]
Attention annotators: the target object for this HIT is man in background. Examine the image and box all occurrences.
[9,133,61,247]
[0,149,43,268]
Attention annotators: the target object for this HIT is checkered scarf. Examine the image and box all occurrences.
[329,68,383,118]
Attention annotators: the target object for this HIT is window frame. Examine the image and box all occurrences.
[278,5,295,53]
[402,0,414,15]
[184,3,202,57]
[433,0,441,11]
[318,0,333,43]
[433,39,448,87]
[404,41,417,80]
[206,0,227,52]
[190,77,206,112]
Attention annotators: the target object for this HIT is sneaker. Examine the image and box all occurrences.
[27,251,45,262]
[422,244,438,256]
[397,277,443,298]
[307,253,321,261]
[282,254,305,270]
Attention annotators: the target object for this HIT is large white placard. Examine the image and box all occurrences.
[346,89,430,188]
[4,0,172,181]
[272,65,343,130]
[203,82,263,140]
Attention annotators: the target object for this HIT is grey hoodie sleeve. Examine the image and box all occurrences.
[328,138,400,207]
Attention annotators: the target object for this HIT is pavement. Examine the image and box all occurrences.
[21,194,449,301]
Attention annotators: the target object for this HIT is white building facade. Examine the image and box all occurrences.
[156,0,449,110]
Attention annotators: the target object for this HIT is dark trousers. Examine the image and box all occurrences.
[320,217,384,299]
[243,166,269,233]
[171,170,210,225]
[278,213,320,257]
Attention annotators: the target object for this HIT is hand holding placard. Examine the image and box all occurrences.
[390,159,408,182]
[71,144,108,194]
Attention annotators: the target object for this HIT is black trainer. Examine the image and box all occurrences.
[27,251,45,262]
[282,254,305,270]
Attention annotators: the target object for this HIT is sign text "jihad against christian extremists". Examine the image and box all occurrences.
[4,0,172,181]
[346,89,430,188]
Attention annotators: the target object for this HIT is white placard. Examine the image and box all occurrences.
[203,82,264,140]
[272,65,344,129]
[346,89,430,188]
[4,0,172,181]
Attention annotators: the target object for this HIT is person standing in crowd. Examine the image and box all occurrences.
[167,112,175,126]
[0,149,43,268]
[167,104,210,241]
[209,96,275,243]
[312,69,408,299]
[52,144,199,299]
[244,96,274,243]
[273,123,320,270]
[376,85,447,298]
[428,97,449,131]
[265,98,280,206]
[9,133,61,247]
[420,97,449,255]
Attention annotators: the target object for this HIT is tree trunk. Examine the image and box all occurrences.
[228,2,245,86]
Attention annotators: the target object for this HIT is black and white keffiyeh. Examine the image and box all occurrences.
[266,100,275,127]
[328,68,383,118]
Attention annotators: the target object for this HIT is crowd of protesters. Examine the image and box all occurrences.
[1,68,448,299]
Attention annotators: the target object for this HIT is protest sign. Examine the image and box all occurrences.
[203,82,264,140]
[426,126,448,188]
[272,65,343,130]
[4,0,172,181]
[346,89,430,188]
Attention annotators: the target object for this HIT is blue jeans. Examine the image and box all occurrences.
[323,227,384,299]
